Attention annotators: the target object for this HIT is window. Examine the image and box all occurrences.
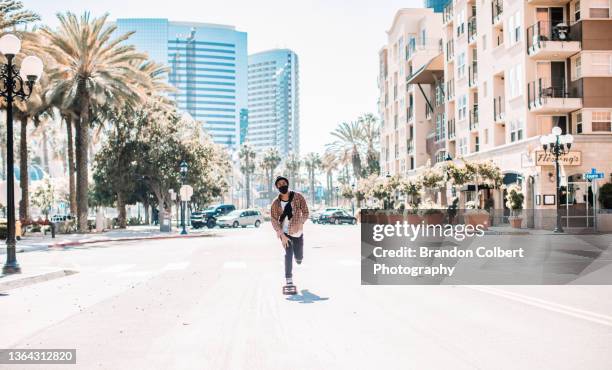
[435,151,447,164]
[508,63,523,98]
[575,56,582,78]
[457,10,466,36]
[474,135,480,152]
[511,12,521,45]
[592,111,612,132]
[590,0,610,18]
[510,120,524,142]
[458,52,466,78]
[592,53,611,75]
[575,0,581,21]
[458,95,467,120]
[576,112,583,134]
[458,137,468,156]
[435,114,446,142]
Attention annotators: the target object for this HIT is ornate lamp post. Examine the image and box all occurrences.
[351,183,356,215]
[335,186,339,207]
[1,34,43,275]
[179,161,188,235]
[540,126,574,233]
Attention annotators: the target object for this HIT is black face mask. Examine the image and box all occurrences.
[278,185,289,194]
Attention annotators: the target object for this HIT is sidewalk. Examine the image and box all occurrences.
[0,225,214,254]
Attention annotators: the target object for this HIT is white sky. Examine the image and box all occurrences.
[25,0,422,155]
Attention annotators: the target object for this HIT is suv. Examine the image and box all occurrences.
[191,204,236,228]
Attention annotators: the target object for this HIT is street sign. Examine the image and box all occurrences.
[583,168,604,181]
[180,185,194,201]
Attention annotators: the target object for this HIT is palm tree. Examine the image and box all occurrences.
[0,0,39,29]
[260,147,281,200]
[238,143,256,208]
[284,153,301,189]
[359,113,380,176]
[41,12,149,231]
[303,152,321,207]
[327,121,364,181]
[320,151,337,206]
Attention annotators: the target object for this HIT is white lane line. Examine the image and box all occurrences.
[223,261,247,269]
[99,264,136,273]
[162,262,190,271]
[466,285,612,328]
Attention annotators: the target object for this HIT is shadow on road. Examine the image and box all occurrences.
[286,289,329,304]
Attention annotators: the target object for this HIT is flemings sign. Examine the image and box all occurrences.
[535,151,582,166]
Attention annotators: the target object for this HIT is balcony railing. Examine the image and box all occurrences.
[492,0,503,25]
[447,118,456,139]
[526,20,574,54]
[469,105,479,130]
[443,2,454,24]
[446,39,454,62]
[468,63,478,87]
[527,78,578,109]
[407,140,415,154]
[494,96,504,122]
[407,106,414,122]
[468,16,477,43]
[446,79,455,101]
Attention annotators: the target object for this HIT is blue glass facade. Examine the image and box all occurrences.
[115,19,248,149]
[423,0,448,12]
[247,49,300,157]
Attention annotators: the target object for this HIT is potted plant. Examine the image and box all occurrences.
[506,184,524,229]
[464,200,489,229]
[399,179,422,224]
[420,198,444,225]
[369,181,391,223]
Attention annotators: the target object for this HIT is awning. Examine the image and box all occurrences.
[406,53,444,85]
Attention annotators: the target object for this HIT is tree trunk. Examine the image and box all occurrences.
[117,192,127,228]
[19,116,29,221]
[75,114,90,232]
[143,200,150,225]
[41,126,49,174]
[66,117,77,215]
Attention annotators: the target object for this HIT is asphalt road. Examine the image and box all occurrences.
[1,223,611,370]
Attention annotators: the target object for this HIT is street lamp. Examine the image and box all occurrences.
[540,126,574,233]
[335,186,339,207]
[179,161,188,235]
[1,34,43,275]
[351,183,356,215]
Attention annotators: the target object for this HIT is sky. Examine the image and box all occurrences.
[25,0,423,155]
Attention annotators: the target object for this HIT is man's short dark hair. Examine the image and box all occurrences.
[274,176,289,187]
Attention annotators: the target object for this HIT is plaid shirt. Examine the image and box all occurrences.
[271,191,309,237]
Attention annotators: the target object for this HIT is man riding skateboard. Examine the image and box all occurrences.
[270,176,309,295]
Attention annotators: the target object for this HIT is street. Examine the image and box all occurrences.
[1,222,611,370]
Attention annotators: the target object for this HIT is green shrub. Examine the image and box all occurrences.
[599,183,612,209]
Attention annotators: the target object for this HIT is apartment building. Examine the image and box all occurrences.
[380,1,612,229]
[378,9,444,177]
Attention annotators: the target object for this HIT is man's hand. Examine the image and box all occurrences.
[279,234,290,248]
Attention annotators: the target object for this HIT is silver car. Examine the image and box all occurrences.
[217,209,264,228]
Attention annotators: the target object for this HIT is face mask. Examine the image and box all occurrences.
[278,185,289,194]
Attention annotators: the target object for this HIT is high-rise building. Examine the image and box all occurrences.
[380,2,612,229]
[115,19,248,150]
[424,0,448,13]
[247,49,300,156]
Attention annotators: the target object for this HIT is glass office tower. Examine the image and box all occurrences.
[247,49,300,157]
[423,0,448,12]
[115,19,248,150]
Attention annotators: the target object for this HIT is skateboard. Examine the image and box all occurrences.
[283,284,297,295]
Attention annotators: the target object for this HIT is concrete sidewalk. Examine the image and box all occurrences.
[0,225,213,254]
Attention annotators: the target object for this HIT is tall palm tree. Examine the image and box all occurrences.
[238,143,256,208]
[41,12,149,231]
[260,147,281,200]
[303,152,321,207]
[320,151,337,206]
[284,153,301,190]
[359,113,380,176]
[0,0,39,29]
[327,121,365,181]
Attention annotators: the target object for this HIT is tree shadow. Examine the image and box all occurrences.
[286,289,329,304]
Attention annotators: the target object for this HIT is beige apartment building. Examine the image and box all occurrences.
[379,1,612,230]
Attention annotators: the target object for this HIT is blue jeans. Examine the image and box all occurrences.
[284,234,304,279]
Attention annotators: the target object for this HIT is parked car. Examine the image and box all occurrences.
[217,209,264,228]
[310,207,345,223]
[318,210,357,225]
[191,204,236,228]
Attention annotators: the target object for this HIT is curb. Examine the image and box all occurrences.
[0,269,78,292]
[47,232,213,249]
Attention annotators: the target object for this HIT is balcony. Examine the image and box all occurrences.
[469,106,479,131]
[527,0,572,5]
[527,78,582,113]
[493,96,505,123]
[492,0,503,26]
[407,38,446,61]
[468,16,477,44]
[468,63,478,88]
[447,118,456,140]
[443,2,454,25]
[526,21,581,60]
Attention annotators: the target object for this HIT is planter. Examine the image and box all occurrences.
[509,217,522,229]
[424,212,445,225]
[465,211,489,230]
[387,213,405,224]
[406,214,423,224]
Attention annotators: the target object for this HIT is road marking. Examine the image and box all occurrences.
[162,262,190,271]
[99,264,136,273]
[223,261,247,269]
[466,285,612,328]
